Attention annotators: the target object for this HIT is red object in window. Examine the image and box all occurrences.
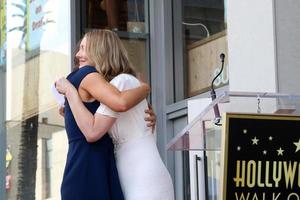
[6,175,12,190]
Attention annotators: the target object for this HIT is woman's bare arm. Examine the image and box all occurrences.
[55,74,155,142]
[80,73,149,112]
[65,85,116,142]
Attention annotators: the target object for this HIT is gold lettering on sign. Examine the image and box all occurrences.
[257,161,264,187]
[234,160,300,188]
[234,160,246,187]
[235,192,250,200]
[287,193,299,200]
[265,161,272,187]
[247,160,256,188]
[283,161,297,189]
[273,161,282,187]
[235,193,281,200]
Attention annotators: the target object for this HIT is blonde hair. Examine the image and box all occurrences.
[84,29,136,81]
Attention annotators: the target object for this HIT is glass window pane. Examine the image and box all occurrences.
[84,0,150,83]
[5,0,71,199]
[173,0,228,101]
[86,0,147,33]
[0,0,6,66]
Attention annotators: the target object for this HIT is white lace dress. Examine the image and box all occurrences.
[96,74,174,200]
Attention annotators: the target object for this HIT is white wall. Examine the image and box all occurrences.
[227,0,300,94]
[227,0,278,92]
[274,0,300,94]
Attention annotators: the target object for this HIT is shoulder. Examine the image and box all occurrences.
[75,65,99,82]
[67,65,99,88]
[110,74,140,91]
[80,69,106,89]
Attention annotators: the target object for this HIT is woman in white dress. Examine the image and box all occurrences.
[56,29,174,200]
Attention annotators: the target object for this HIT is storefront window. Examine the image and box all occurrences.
[4,0,71,199]
[0,0,6,67]
[84,0,150,82]
[173,0,228,101]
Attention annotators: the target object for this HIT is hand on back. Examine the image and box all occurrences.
[144,103,156,133]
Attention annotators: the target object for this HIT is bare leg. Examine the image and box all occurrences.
[104,0,120,30]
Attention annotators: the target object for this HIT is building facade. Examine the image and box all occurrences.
[1,0,300,199]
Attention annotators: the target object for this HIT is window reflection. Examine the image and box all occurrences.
[182,0,226,44]
[5,0,71,199]
[173,0,228,100]
[85,0,150,83]
[86,0,146,33]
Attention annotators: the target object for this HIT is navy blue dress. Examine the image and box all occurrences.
[61,66,124,200]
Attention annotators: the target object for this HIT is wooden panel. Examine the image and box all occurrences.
[121,39,147,80]
[188,32,228,97]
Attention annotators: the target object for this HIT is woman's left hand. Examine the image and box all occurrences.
[144,103,156,133]
[55,77,74,95]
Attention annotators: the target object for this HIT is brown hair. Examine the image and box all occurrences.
[84,29,136,81]
[72,38,81,71]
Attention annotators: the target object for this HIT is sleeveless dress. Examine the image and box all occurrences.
[97,74,175,200]
[61,65,124,200]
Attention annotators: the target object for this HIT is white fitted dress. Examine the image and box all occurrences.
[96,74,174,200]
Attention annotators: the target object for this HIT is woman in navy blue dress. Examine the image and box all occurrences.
[58,32,152,199]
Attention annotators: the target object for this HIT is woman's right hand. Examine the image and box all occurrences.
[144,103,156,133]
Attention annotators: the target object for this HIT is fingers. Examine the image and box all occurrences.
[145,108,155,116]
[145,109,156,123]
[55,81,65,94]
[144,115,155,122]
[55,77,69,94]
[58,106,65,117]
[144,112,156,133]
[146,121,156,133]
[144,104,156,133]
[144,110,153,116]
[145,103,154,114]
[146,122,155,127]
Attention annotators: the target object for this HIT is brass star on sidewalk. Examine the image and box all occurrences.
[277,147,284,156]
[252,137,259,145]
[293,138,300,153]
[268,136,273,141]
[263,150,267,155]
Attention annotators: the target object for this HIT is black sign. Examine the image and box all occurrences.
[221,113,300,200]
